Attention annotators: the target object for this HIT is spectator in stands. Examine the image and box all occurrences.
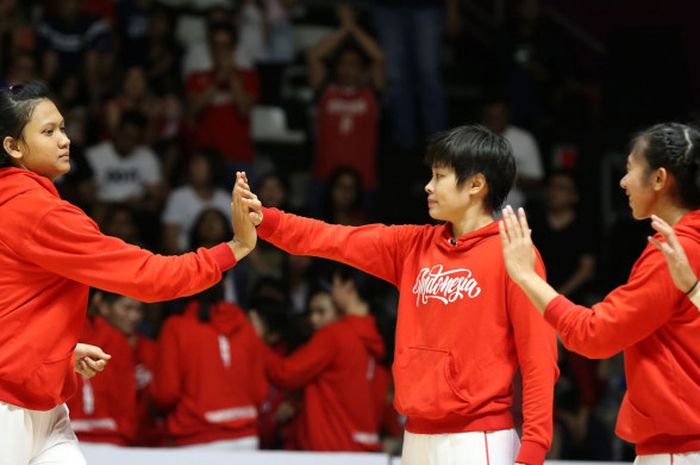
[308,4,384,195]
[186,21,259,181]
[152,281,268,449]
[372,0,458,152]
[161,149,230,254]
[529,171,596,301]
[143,4,182,94]
[320,166,368,226]
[101,203,145,247]
[0,0,34,80]
[37,0,112,104]
[483,98,544,211]
[66,293,140,446]
[86,111,164,215]
[261,286,384,451]
[4,51,37,87]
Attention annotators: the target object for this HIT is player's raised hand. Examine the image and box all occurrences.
[236,172,264,226]
[499,205,537,285]
[649,214,699,297]
[231,171,258,252]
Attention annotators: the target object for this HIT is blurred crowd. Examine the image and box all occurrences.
[3,0,698,460]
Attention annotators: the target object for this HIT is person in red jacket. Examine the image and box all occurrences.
[0,81,256,465]
[66,298,138,446]
[236,124,559,465]
[261,285,385,452]
[500,122,700,463]
[151,282,268,449]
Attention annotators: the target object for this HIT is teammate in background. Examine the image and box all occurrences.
[500,123,700,463]
[261,286,384,451]
[236,125,558,465]
[152,281,268,449]
[0,81,256,465]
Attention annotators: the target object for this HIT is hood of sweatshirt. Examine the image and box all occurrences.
[184,301,249,336]
[673,209,700,242]
[0,167,59,207]
[343,315,385,360]
[436,220,499,254]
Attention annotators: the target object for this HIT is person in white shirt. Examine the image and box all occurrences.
[483,98,544,211]
[86,112,163,207]
[161,149,231,253]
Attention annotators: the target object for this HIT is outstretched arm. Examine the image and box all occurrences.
[649,214,700,305]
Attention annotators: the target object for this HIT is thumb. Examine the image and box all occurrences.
[83,344,112,362]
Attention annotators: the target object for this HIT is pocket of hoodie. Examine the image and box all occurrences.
[393,346,469,420]
[23,351,74,401]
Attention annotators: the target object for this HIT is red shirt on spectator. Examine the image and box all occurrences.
[186,70,259,163]
[132,335,165,446]
[66,316,137,446]
[314,84,380,189]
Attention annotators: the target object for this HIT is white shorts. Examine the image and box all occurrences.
[0,402,85,465]
[635,452,700,465]
[402,428,520,465]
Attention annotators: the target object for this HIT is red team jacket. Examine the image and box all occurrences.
[264,315,385,452]
[257,208,558,465]
[152,301,268,446]
[0,167,237,411]
[545,210,700,455]
[67,316,137,445]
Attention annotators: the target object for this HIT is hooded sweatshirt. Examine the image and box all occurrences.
[544,210,700,455]
[264,315,385,452]
[0,167,236,411]
[257,207,558,465]
[66,316,137,446]
[152,301,268,446]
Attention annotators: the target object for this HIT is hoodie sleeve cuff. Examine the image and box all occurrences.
[543,294,574,330]
[516,440,548,465]
[208,242,237,272]
[257,207,281,239]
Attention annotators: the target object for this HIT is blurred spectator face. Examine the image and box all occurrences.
[482,102,509,134]
[309,291,339,330]
[149,10,171,39]
[335,50,364,87]
[103,208,140,244]
[60,0,83,19]
[258,175,286,208]
[288,254,311,276]
[519,0,541,22]
[124,67,147,99]
[189,154,213,187]
[99,295,144,337]
[332,172,360,211]
[0,0,16,16]
[114,122,142,156]
[196,210,229,245]
[547,173,578,211]
[7,53,36,85]
[209,29,236,68]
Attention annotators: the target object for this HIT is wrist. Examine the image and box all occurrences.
[686,277,700,297]
[228,239,253,261]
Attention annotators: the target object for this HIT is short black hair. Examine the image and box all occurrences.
[119,110,148,129]
[424,125,515,211]
[207,21,237,44]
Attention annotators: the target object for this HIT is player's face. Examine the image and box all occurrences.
[425,165,472,223]
[619,144,657,220]
[10,99,70,181]
[103,297,144,337]
[309,292,338,331]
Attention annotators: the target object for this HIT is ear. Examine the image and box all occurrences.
[652,167,669,192]
[3,136,22,162]
[469,173,487,195]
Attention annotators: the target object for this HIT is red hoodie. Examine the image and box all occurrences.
[0,167,236,411]
[66,316,137,446]
[152,301,268,446]
[264,315,385,452]
[133,335,164,446]
[544,210,700,455]
[257,208,558,464]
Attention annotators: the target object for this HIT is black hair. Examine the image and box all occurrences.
[190,147,226,187]
[207,21,237,44]
[0,81,52,169]
[424,125,515,211]
[330,263,373,305]
[248,296,289,337]
[633,122,700,209]
[119,110,148,130]
[188,207,233,250]
[547,169,580,191]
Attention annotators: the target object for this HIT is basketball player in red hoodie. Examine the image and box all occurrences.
[152,283,268,449]
[262,284,385,452]
[500,123,700,464]
[236,124,559,465]
[0,81,256,465]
